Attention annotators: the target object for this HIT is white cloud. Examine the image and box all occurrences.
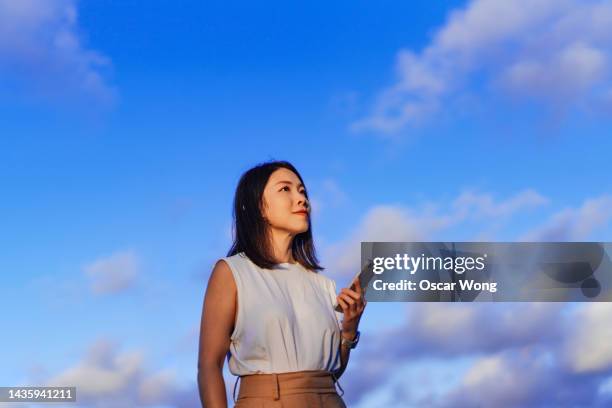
[323,189,547,278]
[500,41,607,99]
[415,303,475,339]
[41,338,201,408]
[322,204,452,279]
[323,190,612,406]
[47,339,144,395]
[404,303,563,353]
[565,303,612,373]
[347,301,612,407]
[452,189,548,219]
[138,368,178,404]
[520,194,612,240]
[354,0,612,133]
[83,250,139,295]
[342,302,564,406]
[0,0,115,104]
[440,352,547,408]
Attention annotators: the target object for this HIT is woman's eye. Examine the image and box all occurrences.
[279,186,306,194]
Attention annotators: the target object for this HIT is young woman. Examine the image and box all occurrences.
[197,160,366,408]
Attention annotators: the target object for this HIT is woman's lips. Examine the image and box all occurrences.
[293,211,308,216]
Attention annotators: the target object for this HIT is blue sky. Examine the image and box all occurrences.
[2,0,612,407]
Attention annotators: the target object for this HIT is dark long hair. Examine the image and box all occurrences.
[227,160,324,271]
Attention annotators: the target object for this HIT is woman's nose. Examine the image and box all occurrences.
[297,196,308,208]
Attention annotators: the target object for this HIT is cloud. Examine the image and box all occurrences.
[564,303,612,373]
[47,339,146,396]
[323,191,612,406]
[403,303,563,355]
[322,204,453,279]
[434,349,608,408]
[520,194,612,240]
[322,189,547,279]
[353,0,612,133]
[451,189,548,219]
[0,0,115,105]
[40,338,202,408]
[83,250,140,295]
[441,352,546,407]
[345,301,612,407]
[322,191,612,282]
[341,302,563,406]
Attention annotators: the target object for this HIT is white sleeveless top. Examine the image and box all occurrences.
[221,252,342,376]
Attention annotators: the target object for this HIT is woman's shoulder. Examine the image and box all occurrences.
[220,252,265,277]
[220,251,251,266]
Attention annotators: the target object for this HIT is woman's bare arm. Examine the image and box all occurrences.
[334,331,355,379]
[197,260,237,408]
[333,278,366,380]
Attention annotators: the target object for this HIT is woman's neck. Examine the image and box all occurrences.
[268,228,295,263]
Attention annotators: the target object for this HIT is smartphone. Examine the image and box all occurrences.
[334,259,374,312]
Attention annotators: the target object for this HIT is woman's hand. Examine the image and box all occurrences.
[336,277,367,339]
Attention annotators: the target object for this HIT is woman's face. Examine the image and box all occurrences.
[261,167,310,235]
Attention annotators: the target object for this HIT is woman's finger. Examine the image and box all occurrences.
[339,293,356,306]
[341,288,361,301]
[337,296,349,312]
[348,297,359,314]
[340,296,357,318]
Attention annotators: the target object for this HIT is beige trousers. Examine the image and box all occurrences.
[232,370,347,408]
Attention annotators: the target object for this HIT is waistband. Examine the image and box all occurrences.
[233,370,344,402]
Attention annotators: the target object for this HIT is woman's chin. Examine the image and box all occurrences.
[290,224,309,235]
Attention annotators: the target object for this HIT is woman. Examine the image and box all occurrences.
[197,160,366,407]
